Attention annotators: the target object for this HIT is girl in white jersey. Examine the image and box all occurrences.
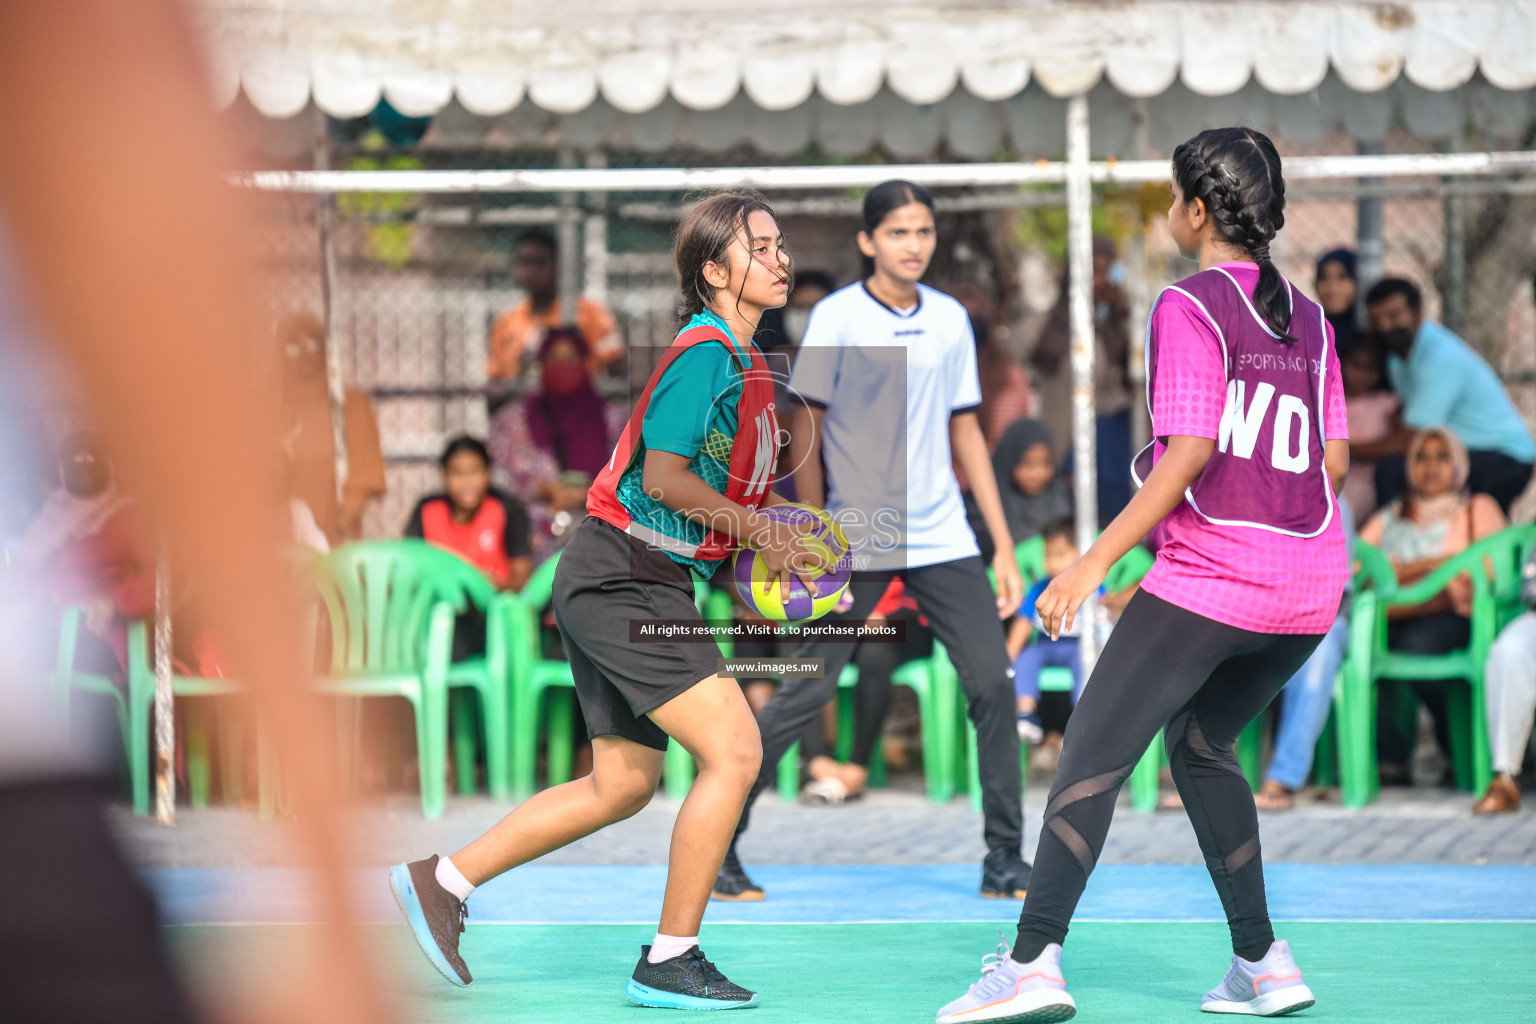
[714,180,1032,903]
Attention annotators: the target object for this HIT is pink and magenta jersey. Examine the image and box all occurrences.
[1135,263,1349,635]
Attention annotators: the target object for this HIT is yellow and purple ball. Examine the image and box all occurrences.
[732,502,852,623]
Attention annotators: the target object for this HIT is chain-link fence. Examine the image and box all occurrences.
[246,128,1536,538]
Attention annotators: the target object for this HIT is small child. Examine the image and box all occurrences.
[1339,336,1397,515]
[1006,516,1101,744]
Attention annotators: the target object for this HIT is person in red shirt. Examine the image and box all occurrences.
[405,436,532,593]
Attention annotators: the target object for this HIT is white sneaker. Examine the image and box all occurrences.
[936,934,1076,1023]
[1201,940,1315,1016]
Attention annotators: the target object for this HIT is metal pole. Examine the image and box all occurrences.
[1066,92,1102,673]
[584,150,609,308]
[315,109,349,512]
[558,148,579,327]
[1356,140,1384,320]
[154,547,175,824]
[1127,96,1153,453]
[234,150,1536,195]
[1443,133,1467,334]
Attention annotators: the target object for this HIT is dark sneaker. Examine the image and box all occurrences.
[388,856,471,986]
[981,848,1032,900]
[626,945,760,1010]
[710,844,765,902]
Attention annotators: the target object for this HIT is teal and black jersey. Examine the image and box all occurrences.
[614,308,762,577]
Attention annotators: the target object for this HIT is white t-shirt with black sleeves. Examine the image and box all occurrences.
[789,281,982,571]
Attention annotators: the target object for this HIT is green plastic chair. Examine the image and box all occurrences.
[662,579,958,805]
[766,657,943,802]
[506,554,732,799]
[967,540,1156,810]
[313,543,457,818]
[1336,525,1536,807]
[52,606,280,817]
[387,540,516,800]
[507,551,577,799]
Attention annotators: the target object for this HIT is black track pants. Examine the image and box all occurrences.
[737,556,1023,855]
[1016,590,1324,956]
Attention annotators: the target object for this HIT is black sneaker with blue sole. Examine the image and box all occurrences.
[388,856,472,987]
[625,945,760,1010]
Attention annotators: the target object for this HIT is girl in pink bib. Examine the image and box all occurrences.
[940,128,1348,1024]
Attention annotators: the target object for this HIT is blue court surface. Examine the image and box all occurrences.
[148,862,1536,925]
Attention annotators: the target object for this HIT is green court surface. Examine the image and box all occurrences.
[170,921,1536,1023]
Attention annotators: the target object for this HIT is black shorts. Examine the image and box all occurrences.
[551,516,721,751]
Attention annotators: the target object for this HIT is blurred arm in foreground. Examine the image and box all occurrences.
[0,3,391,1024]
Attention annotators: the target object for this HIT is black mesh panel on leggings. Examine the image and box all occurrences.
[1041,766,1135,875]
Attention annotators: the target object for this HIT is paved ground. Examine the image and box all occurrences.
[112,778,1536,869]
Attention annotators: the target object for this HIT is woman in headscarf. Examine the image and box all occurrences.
[967,418,1073,564]
[1360,426,1505,780]
[488,326,625,563]
[1315,248,1360,349]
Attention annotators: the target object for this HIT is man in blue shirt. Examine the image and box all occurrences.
[1356,278,1535,514]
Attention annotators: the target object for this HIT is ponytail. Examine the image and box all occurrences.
[1172,127,1293,341]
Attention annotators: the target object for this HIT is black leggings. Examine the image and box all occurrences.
[1015,591,1324,962]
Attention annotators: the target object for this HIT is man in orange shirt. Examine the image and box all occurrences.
[485,228,623,380]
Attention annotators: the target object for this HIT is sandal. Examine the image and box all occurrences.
[1253,780,1294,811]
[800,776,850,806]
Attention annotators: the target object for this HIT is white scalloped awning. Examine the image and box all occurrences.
[197,0,1536,121]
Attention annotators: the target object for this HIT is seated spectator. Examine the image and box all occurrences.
[1339,335,1398,516]
[1360,427,1506,778]
[277,313,386,544]
[1358,279,1535,515]
[405,435,532,592]
[1314,248,1361,351]
[1254,498,1357,810]
[967,419,1072,565]
[1474,544,1536,814]
[1008,517,1103,745]
[1033,236,1133,522]
[799,578,933,805]
[951,281,1035,450]
[489,327,625,562]
[23,432,218,676]
[485,227,623,382]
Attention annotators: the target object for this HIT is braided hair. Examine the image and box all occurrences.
[1172,127,1293,341]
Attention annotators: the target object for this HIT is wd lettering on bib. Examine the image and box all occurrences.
[1218,381,1311,473]
[1133,266,1335,538]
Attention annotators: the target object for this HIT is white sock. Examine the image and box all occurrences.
[648,933,699,963]
[435,855,476,902]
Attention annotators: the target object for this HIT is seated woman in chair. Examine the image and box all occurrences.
[406,435,533,594]
[1359,427,1505,783]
